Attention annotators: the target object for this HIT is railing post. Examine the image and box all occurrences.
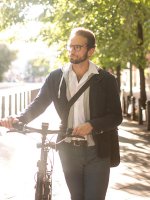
[138,98,143,125]
[9,95,12,115]
[15,94,17,114]
[27,91,31,105]
[131,96,136,120]
[24,91,26,109]
[0,85,40,118]
[20,92,25,112]
[146,100,150,131]
[127,95,131,117]
[2,96,5,118]
[121,89,126,116]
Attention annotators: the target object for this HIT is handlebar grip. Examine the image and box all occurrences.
[0,121,24,131]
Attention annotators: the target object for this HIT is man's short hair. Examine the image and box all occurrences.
[70,27,96,49]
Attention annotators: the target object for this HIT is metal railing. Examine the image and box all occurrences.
[0,83,41,118]
[121,89,150,131]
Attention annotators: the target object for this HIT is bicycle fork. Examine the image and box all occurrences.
[35,166,52,200]
[35,123,52,200]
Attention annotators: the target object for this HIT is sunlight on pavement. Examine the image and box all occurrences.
[0,104,150,200]
[0,131,38,200]
[106,128,150,200]
[0,103,71,200]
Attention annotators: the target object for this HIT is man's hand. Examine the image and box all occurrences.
[0,116,19,129]
[72,122,93,137]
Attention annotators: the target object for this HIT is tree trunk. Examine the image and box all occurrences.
[139,66,147,109]
[137,21,147,108]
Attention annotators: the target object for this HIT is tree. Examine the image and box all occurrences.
[116,0,150,108]
[0,43,17,81]
[39,0,150,107]
[0,0,44,30]
[0,0,150,107]
[25,57,50,82]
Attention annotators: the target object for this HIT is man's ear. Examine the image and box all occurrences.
[88,48,95,57]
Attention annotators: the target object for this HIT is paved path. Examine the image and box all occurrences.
[106,119,150,200]
[0,106,150,200]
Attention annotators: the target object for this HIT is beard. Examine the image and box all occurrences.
[69,52,88,64]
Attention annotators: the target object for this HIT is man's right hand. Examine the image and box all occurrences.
[0,116,19,129]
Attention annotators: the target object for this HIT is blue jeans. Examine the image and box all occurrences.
[58,143,110,200]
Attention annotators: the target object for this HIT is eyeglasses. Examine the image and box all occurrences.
[66,44,88,52]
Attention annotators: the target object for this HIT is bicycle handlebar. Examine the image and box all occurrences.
[0,121,64,134]
[0,121,79,137]
[0,121,85,149]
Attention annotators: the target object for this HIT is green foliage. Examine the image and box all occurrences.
[0,43,17,81]
[0,1,26,30]
[0,0,149,103]
[0,0,45,30]
[38,0,150,70]
[26,57,50,80]
[0,0,150,70]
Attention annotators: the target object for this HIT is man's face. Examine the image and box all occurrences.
[67,35,90,64]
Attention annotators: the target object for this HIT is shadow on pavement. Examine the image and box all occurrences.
[109,118,150,199]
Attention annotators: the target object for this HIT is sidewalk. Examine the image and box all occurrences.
[0,114,150,200]
[106,118,150,200]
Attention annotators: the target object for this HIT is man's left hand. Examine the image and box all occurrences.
[72,122,93,136]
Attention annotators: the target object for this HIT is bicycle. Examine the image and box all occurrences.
[3,121,84,200]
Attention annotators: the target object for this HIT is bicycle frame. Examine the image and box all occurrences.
[35,122,52,200]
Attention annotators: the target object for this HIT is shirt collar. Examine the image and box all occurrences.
[86,61,99,76]
[67,61,99,76]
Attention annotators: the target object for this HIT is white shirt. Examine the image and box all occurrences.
[68,61,99,146]
[68,61,99,127]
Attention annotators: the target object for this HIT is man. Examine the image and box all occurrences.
[0,27,122,200]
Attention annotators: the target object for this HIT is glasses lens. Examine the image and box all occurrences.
[67,44,88,51]
[67,45,82,51]
[75,45,81,51]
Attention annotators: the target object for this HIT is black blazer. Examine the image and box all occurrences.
[19,68,123,166]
